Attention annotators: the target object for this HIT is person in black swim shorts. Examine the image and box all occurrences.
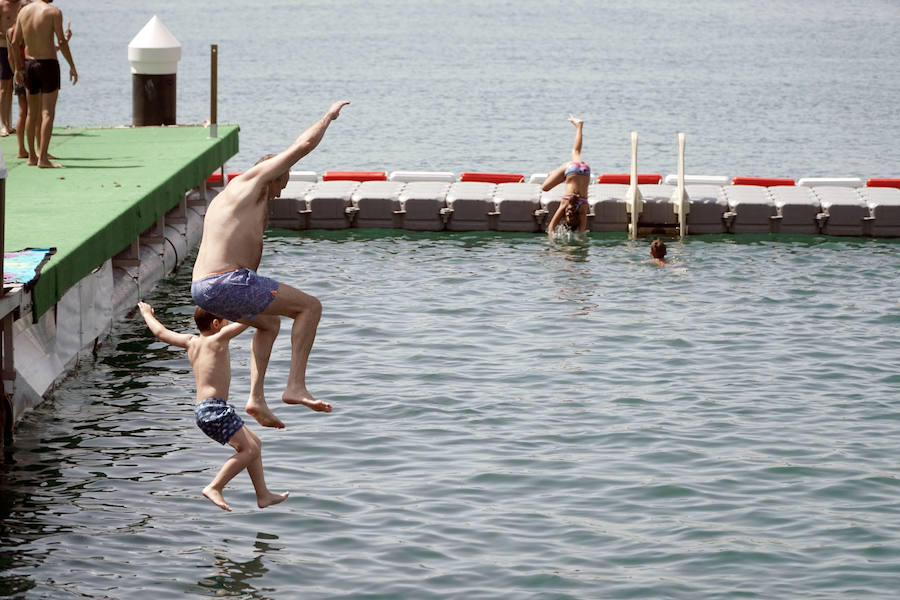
[138,301,290,512]
[10,0,76,168]
[0,0,27,137]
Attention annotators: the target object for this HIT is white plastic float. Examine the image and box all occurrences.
[238,141,900,237]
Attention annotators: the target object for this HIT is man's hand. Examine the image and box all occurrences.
[328,100,350,120]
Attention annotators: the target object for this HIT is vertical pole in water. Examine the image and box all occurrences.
[625,131,643,240]
[673,132,689,238]
[209,44,218,139]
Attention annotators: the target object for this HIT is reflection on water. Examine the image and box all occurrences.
[190,532,281,599]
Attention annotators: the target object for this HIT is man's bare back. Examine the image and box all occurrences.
[16,0,59,59]
[193,181,270,278]
[15,0,54,58]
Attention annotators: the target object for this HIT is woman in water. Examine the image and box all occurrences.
[543,116,591,238]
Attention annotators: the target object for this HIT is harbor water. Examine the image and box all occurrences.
[3,0,900,598]
[3,232,900,598]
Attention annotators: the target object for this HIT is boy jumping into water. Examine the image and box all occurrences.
[137,301,289,512]
[191,100,349,429]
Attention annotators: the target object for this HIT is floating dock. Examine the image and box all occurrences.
[1,125,238,441]
[263,170,900,237]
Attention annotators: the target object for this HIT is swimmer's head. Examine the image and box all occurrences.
[194,306,226,333]
[650,238,667,259]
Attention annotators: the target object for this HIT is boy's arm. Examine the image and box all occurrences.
[137,302,192,349]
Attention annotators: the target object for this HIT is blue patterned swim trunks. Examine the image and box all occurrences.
[190,268,280,321]
[195,397,244,445]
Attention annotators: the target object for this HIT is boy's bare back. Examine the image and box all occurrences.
[137,302,248,403]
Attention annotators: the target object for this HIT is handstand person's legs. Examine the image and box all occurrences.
[542,163,568,192]
[568,115,584,162]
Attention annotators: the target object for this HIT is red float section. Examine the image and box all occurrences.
[597,173,662,184]
[866,178,900,189]
[459,172,525,184]
[731,176,795,186]
[322,171,387,182]
[206,172,243,185]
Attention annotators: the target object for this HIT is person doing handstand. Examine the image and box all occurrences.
[191,100,349,429]
[543,116,591,238]
[138,301,289,512]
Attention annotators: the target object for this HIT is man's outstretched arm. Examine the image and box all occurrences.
[243,101,350,185]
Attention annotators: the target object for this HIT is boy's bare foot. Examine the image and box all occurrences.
[258,491,289,509]
[283,388,332,412]
[0,128,9,137]
[203,486,232,512]
[245,398,286,429]
[17,151,28,159]
[37,159,62,169]
[27,156,37,166]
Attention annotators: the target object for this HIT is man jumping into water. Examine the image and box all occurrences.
[191,100,349,429]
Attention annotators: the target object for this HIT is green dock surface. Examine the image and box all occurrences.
[2,124,239,319]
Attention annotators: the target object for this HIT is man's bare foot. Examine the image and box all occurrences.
[283,389,332,412]
[203,486,232,512]
[246,398,286,429]
[27,156,37,166]
[0,128,9,137]
[258,491,289,509]
[37,159,62,169]
[17,151,28,159]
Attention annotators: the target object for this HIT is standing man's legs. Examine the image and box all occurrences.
[0,79,12,136]
[23,89,39,165]
[14,86,27,157]
[0,47,13,137]
[37,88,59,168]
